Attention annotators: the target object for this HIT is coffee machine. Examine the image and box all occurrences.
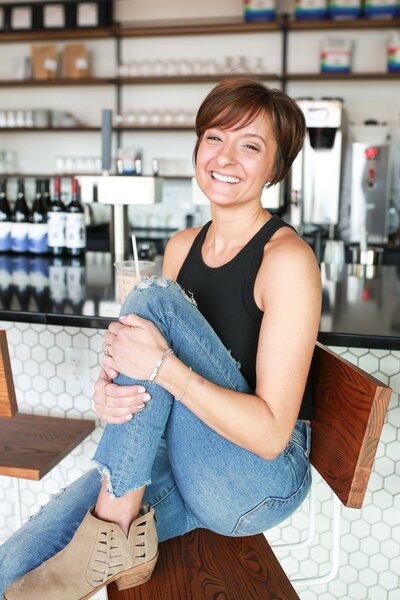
[290,99,345,231]
[349,139,391,245]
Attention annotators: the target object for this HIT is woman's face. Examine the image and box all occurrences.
[195,110,277,209]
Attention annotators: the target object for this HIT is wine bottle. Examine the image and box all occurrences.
[11,178,30,253]
[42,178,52,211]
[65,178,86,257]
[28,179,49,254]
[47,176,66,256]
[0,179,12,252]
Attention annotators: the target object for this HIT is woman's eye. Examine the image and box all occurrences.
[207,136,222,142]
[244,144,259,151]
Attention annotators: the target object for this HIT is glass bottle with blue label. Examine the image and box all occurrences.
[28,179,49,254]
[11,178,30,253]
[47,176,67,256]
[66,177,86,257]
[0,179,12,252]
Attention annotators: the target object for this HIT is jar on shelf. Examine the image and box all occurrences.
[328,0,362,20]
[387,31,400,73]
[320,38,353,73]
[364,0,397,19]
[294,0,328,20]
[243,0,276,22]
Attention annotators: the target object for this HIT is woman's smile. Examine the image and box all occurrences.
[211,171,241,184]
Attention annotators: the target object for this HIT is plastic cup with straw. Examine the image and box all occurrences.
[114,235,156,303]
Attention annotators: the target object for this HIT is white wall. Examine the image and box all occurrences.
[0,1,399,204]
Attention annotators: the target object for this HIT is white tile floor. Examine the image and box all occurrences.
[0,322,399,599]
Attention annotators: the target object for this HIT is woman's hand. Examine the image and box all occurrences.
[101,314,169,382]
[93,366,151,424]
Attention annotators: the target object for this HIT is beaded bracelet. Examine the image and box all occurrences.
[148,348,174,384]
[176,366,192,402]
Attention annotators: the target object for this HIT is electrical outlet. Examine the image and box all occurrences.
[66,347,90,392]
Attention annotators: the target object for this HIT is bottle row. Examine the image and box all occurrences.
[0,176,86,256]
[0,253,86,313]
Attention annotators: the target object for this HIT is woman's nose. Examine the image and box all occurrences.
[216,143,236,166]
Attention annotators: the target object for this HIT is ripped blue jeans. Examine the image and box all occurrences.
[0,277,311,594]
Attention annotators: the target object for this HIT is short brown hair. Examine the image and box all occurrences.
[194,76,306,187]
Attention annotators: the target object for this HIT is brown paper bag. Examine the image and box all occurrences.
[31,44,58,80]
[63,44,90,79]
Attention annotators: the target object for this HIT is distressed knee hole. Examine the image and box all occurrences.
[136,276,169,290]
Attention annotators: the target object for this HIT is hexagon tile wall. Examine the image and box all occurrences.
[0,323,399,600]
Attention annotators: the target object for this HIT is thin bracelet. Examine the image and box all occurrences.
[148,348,174,384]
[176,366,192,402]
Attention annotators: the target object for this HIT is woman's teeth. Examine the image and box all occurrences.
[212,172,240,184]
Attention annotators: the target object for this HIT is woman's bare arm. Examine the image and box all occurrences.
[157,233,321,460]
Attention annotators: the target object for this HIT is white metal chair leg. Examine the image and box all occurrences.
[12,478,23,529]
[272,478,317,551]
[291,491,342,587]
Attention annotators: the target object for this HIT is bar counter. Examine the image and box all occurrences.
[0,251,399,600]
[0,251,399,349]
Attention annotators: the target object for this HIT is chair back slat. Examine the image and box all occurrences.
[0,330,18,418]
[310,342,391,508]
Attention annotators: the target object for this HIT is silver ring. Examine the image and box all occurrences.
[103,343,112,357]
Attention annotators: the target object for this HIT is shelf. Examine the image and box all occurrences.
[2,173,192,180]
[0,17,398,44]
[118,73,280,84]
[2,173,101,178]
[0,127,100,132]
[0,74,280,88]
[287,72,400,81]
[287,17,400,30]
[0,26,115,43]
[1,71,395,89]
[0,78,115,87]
[116,17,279,38]
[116,125,194,131]
[0,125,194,132]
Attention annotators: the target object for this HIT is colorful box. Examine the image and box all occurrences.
[243,0,276,21]
[321,39,352,72]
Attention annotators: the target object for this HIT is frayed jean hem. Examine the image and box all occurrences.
[92,459,151,499]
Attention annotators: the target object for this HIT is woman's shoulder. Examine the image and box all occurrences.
[162,226,204,280]
[255,225,321,306]
[264,223,317,267]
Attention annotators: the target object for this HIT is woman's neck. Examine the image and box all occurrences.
[206,205,271,256]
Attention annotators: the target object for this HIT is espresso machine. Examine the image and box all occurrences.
[290,98,345,233]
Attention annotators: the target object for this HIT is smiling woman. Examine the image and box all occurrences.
[193,76,306,187]
[0,77,321,600]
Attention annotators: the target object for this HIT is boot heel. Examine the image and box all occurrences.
[116,553,159,590]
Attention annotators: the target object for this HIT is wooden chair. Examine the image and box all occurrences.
[107,341,392,600]
[0,329,95,526]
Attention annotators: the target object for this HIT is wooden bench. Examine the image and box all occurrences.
[107,341,392,600]
[0,329,95,522]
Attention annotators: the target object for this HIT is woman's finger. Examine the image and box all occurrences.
[103,382,147,398]
[98,392,151,409]
[104,365,118,379]
[118,314,151,328]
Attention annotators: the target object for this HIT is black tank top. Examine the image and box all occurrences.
[177,214,314,420]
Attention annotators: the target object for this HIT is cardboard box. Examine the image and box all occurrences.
[63,43,89,79]
[31,44,58,80]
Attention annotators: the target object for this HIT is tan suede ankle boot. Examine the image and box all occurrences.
[3,505,158,600]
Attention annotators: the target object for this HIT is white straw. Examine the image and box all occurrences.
[131,234,141,278]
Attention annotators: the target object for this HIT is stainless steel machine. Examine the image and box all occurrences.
[349,142,391,245]
[290,98,345,231]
